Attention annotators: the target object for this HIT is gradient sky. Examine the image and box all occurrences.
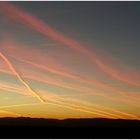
[0,1,140,119]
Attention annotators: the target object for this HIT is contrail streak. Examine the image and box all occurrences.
[3,39,138,104]
[62,97,140,120]
[55,96,140,120]
[0,51,45,103]
[0,2,140,87]
[51,99,121,119]
[1,66,140,107]
[0,94,139,120]
[2,38,139,103]
[0,3,139,119]
[4,44,139,101]
[0,109,21,117]
[9,56,140,104]
[49,99,139,120]
[0,101,116,119]
[0,103,40,109]
[51,100,116,119]
[1,77,139,120]
[0,81,30,96]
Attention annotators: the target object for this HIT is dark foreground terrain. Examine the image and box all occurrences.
[0,117,140,138]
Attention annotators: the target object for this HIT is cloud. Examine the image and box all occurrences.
[0,2,140,120]
[0,2,140,87]
[0,51,45,103]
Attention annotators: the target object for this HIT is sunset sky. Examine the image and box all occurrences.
[0,1,140,120]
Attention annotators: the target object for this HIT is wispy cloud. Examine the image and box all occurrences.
[0,2,140,119]
[0,2,140,87]
[0,51,45,103]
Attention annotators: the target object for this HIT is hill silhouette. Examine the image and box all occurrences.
[0,117,140,138]
[0,117,140,127]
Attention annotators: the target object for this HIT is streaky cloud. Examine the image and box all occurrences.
[0,51,45,103]
[1,38,140,103]
[0,2,140,87]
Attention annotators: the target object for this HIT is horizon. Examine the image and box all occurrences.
[0,116,140,120]
[0,1,140,120]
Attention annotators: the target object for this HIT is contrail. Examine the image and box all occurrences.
[0,81,30,96]
[1,64,140,107]
[2,37,139,103]
[9,56,140,104]
[0,101,116,119]
[55,96,140,120]
[3,42,138,100]
[1,2,140,87]
[0,51,45,103]
[6,43,140,103]
[0,93,139,119]
[0,3,139,119]
[0,103,41,109]
[49,99,140,120]
[52,99,121,119]
[62,97,140,120]
[0,109,21,117]
[1,77,139,120]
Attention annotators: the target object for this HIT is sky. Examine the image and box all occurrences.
[0,1,140,120]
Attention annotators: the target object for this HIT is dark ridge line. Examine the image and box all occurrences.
[0,117,140,127]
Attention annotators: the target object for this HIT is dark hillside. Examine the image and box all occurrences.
[0,117,140,138]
